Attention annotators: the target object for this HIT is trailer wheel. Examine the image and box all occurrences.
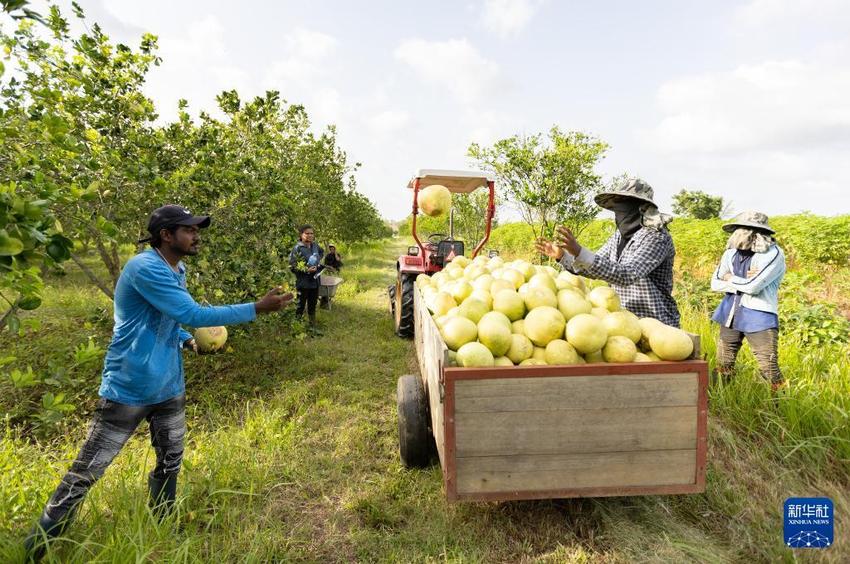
[393,272,416,338]
[397,374,431,468]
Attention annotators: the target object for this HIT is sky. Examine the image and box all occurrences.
[20,1,850,219]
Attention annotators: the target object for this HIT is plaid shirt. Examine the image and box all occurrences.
[560,227,681,327]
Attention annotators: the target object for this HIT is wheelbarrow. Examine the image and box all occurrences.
[318,270,343,310]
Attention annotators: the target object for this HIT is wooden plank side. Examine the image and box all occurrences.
[454,373,698,413]
[455,406,697,457]
[414,289,448,466]
[456,449,697,494]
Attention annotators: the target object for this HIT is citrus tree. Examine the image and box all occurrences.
[468,127,608,239]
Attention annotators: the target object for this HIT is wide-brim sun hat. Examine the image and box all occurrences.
[594,177,656,210]
[722,211,775,234]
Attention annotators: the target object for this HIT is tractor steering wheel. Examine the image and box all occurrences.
[427,233,448,245]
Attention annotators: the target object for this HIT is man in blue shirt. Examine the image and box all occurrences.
[710,211,786,390]
[25,205,293,559]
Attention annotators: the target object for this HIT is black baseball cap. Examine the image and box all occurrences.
[139,205,211,243]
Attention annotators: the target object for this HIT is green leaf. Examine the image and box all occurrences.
[0,230,25,256]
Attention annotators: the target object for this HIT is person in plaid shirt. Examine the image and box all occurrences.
[536,178,681,327]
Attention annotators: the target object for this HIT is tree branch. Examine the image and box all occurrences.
[70,253,114,299]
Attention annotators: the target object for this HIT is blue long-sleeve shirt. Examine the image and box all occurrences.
[99,249,256,405]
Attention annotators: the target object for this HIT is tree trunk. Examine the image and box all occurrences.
[70,253,114,300]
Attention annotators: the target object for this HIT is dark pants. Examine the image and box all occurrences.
[41,394,186,524]
[717,326,783,384]
[296,287,319,319]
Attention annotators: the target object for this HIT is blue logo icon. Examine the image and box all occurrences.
[784,497,833,549]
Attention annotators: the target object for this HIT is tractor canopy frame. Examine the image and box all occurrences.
[407,169,496,265]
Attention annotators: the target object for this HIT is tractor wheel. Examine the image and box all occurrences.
[397,374,431,468]
[393,272,416,338]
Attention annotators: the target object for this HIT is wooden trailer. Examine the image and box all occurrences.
[396,288,708,502]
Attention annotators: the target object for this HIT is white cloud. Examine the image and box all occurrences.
[482,0,542,37]
[368,109,411,135]
[645,60,850,154]
[394,38,502,104]
[734,0,850,30]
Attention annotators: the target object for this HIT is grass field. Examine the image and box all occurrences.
[1,237,848,562]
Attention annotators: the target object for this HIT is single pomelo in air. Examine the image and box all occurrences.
[419,184,452,217]
[478,316,513,357]
[506,334,534,364]
[494,356,514,367]
[492,289,526,321]
[523,286,558,311]
[544,339,581,365]
[529,273,557,294]
[440,316,478,351]
[649,326,694,360]
[511,319,526,335]
[602,311,642,343]
[195,326,228,352]
[602,335,638,363]
[520,358,547,366]
[584,350,604,363]
[456,342,495,367]
[524,306,566,347]
[588,286,621,311]
[557,289,593,321]
[458,298,490,323]
[565,313,607,354]
[427,292,456,317]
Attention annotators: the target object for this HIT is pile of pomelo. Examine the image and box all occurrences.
[416,255,694,368]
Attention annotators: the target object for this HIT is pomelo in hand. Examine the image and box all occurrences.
[419,184,452,217]
[195,326,228,352]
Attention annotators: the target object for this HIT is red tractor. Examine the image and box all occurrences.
[389,169,496,338]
